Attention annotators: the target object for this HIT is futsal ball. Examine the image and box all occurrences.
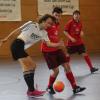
[53,81,65,92]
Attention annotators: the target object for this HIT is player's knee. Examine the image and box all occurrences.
[66,54,70,57]
[52,68,59,76]
[63,63,71,72]
[22,61,35,72]
[82,53,88,56]
[24,60,36,68]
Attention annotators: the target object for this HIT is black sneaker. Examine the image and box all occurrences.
[91,67,99,73]
[46,86,56,94]
[73,86,86,94]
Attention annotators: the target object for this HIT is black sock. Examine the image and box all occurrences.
[23,70,35,91]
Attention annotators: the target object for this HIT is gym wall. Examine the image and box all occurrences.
[0,0,100,58]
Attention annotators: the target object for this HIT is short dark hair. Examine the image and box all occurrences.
[39,14,56,24]
[73,10,80,15]
[52,7,63,14]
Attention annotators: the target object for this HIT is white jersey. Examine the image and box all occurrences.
[17,21,50,49]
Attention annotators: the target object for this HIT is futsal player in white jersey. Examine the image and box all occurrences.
[0,14,64,97]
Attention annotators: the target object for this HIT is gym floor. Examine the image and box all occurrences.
[0,53,100,100]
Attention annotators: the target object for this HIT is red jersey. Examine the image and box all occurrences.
[64,19,84,46]
[41,23,60,52]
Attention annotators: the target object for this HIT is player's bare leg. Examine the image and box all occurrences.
[18,56,45,97]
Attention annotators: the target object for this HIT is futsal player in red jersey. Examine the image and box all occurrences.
[41,7,86,94]
[64,10,98,73]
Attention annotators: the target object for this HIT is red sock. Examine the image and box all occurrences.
[66,71,77,89]
[84,55,93,70]
[48,75,56,88]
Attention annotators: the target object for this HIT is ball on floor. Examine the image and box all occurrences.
[53,81,65,92]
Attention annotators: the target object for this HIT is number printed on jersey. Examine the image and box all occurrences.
[30,33,40,40]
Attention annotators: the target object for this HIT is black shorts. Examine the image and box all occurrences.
[66,44,86,54]
[10,39,28,60]
[42,49,68,69]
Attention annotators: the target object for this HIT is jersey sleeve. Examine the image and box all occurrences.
[19,21,33,30]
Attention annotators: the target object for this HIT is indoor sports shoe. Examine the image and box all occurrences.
[73,86,86,94]
[91,67,99,73]
[46,86,56,94]
[27,90,46,97]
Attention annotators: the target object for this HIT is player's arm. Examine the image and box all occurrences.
[0,27,21,46]
[0,21,32,46]
[0,27,21,47]
[64,31,76,42]
[80,30,84,37]
[42,31,64,48]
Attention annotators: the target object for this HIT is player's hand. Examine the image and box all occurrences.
[1,38,7,42]
[58,40,64,47]
[0,38,7,47]
[71,38,76,43]
[57,40,66,50]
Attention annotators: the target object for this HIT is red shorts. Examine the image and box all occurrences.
[42,49,68,69]
[66,44,86,54]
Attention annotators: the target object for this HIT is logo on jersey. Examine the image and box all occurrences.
[30,33,40,40]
